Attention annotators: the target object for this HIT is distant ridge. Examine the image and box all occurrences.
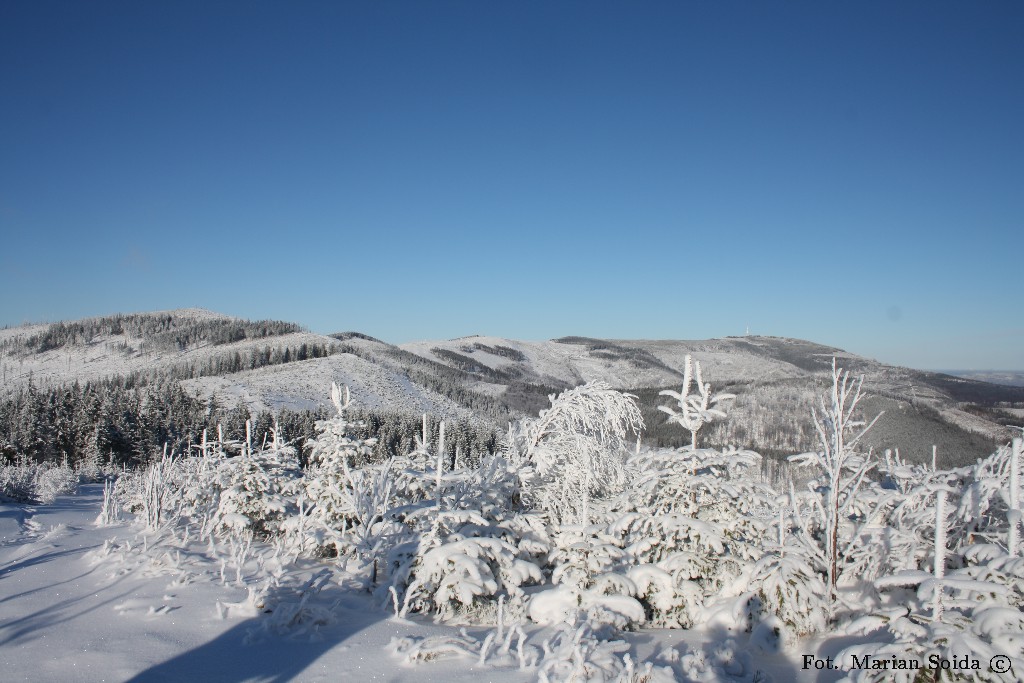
[2,309,1021,466]
[942,370,1024,388]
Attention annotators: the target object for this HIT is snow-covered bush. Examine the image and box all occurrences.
[834,441,1024,681]
[836,604,1024,683]
[383,437,540,623]
[313,457,400,560]
[95,478,122,526]
[139,452,178,528]
[957,440,1023,546]
[399,535,543,622]
[111,432,227,531]
[627,563,704,628]
[746,552,828,636]
[243,569,338,642]
[596,445,773,628]
[387,496,540,622]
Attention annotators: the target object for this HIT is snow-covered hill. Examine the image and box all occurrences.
[0,310,484,424]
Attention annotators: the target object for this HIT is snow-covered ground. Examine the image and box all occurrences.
[1,485,819,683]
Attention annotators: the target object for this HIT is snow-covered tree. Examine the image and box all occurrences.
[304,383,378,533]
[215,421,303,537]
[508,381,643,526]
[306,383,377,470]
[788,358,882,593]
[658,355,734,451]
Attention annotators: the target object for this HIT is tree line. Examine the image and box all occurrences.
[0,379,500,470]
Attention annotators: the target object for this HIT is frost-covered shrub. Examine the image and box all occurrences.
[596,445,773,624]
[300,384,386,554]
[549,527,627,589]
[835,438,1024,597]
[530,528,650,630]
[837,607,1024,683]
[95,479,122,526]
[627,564,703,628]
[0,457,78,504]
[34,460,78,503]
[956,442,1023,544]
[614,511,726,566]
[1,457,39,502]
[389,629,486,664]
[373,446,541,621]
[243,569,337,642]
[445,454,521,520]
[839,531,1024,682]
[112,466,144,513]
[623,446,771,553]
[399,535,543,622]
[111,438,224,530]
[746,552,828,636]
[139,454,178,528]
[961,544,1024,608]
[385,446,542,622]
[308,457,400,559]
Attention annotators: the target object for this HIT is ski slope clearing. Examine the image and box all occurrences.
[182,352,482,423]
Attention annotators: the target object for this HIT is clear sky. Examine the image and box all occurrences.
[1,1,1021,370]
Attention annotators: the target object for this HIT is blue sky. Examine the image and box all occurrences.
[1,1,1021,370]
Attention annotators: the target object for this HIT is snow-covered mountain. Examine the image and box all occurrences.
[3,310,1021,464]
[401,334,1024,464]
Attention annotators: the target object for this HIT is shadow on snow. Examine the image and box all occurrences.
[124,582,388,683]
